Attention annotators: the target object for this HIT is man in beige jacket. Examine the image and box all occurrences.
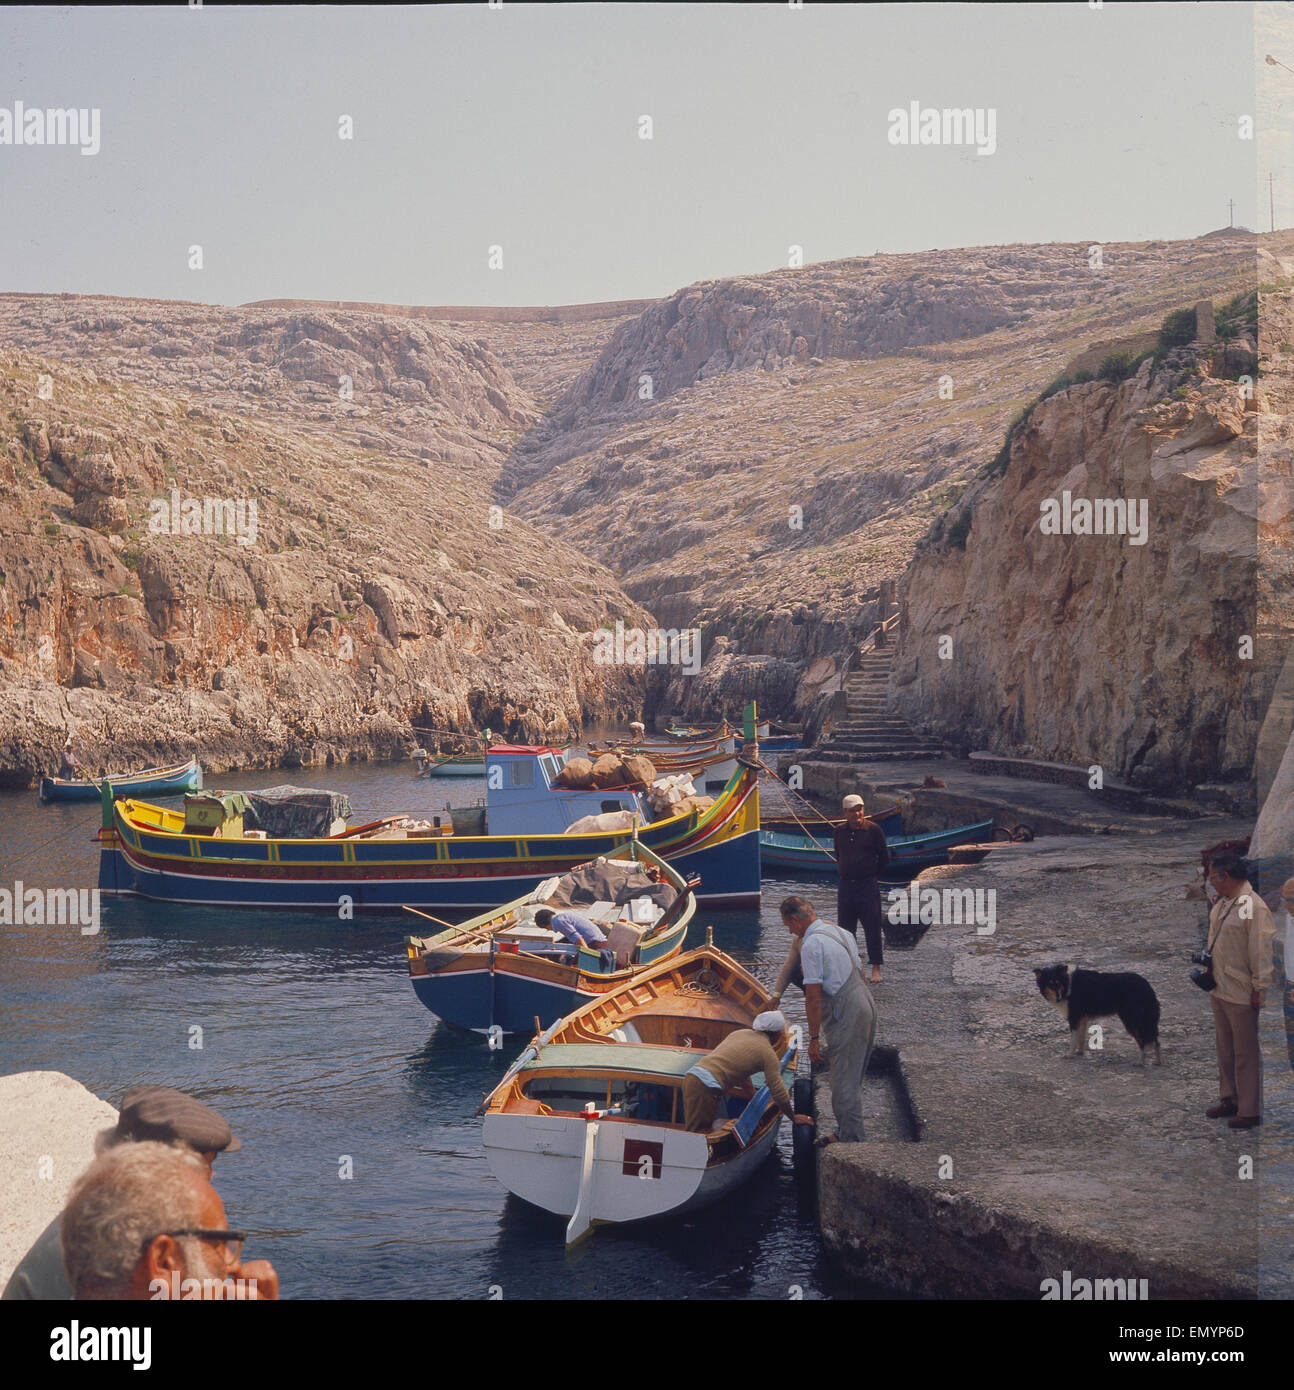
[1202,849,1276,1129]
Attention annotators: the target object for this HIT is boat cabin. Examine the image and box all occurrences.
[517,1037,765,1128]
[484,745,647,836]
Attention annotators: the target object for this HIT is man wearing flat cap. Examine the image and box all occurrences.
[2,1085,241,1300]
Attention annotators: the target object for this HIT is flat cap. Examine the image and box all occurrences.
[116,1086,241,1154]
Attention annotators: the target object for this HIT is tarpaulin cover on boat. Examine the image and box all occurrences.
[186,791,252,818]
[243,785,353,839]
[547,859,678,911]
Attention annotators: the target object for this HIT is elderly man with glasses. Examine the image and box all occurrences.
[3,1084,246,1301]
[61,1142,278,1300]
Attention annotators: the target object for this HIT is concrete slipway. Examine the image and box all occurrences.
[809,818,1292,1299]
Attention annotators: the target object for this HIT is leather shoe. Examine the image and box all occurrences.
[1227,1115,1261,1129]
[1205,1100,1238,1118]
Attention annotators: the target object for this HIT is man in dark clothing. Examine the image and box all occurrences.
[834,794,889,984]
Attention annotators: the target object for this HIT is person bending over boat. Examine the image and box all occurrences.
[680,1011,814,1132]
[533,908,616,971]
[779,895,876,1144]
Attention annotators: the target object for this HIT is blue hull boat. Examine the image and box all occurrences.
[40,756,202,803]
[759,818,995,879]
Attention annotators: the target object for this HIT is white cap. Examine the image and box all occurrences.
[751,1010,787,1034]
[842,794,864,810]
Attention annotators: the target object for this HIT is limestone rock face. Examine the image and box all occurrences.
[891,349,1290,791]
[503,237,1258,729]
[0,296,652,784]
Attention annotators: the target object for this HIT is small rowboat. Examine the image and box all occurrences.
[758,817,996,878]
[481,941,799,1244]
[40,756,202,803]
[404,839,697,1034]
[419,753,486,777]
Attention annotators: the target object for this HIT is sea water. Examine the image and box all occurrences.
[0,760,876,1300]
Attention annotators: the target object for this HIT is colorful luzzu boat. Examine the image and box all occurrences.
[97,759,761,911]
[404,839,697,1034]
[40,756,202,803]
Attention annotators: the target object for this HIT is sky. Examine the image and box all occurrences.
[0,2,1277,308]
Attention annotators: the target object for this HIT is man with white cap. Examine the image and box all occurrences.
[836,793,889,984]
[679,1012,814,1132]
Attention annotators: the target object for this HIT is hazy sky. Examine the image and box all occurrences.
[0,3,1272,307]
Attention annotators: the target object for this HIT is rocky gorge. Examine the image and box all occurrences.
[0,229,1284,794]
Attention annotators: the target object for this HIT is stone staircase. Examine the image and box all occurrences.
[814,642,947,763]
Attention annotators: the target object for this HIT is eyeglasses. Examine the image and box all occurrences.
[142,1228,246,1265]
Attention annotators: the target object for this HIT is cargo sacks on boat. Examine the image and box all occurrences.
[546,859,678,912]
[554,753,656,790]
[243,785,353,839]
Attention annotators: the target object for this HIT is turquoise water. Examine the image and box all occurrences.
[0,761,869,1300]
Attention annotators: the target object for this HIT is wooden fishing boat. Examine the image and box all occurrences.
[97,761,762,910]
[481,941,799,1244]
[418,752,486,777]
[39,756,202,804]
[404,840,696,1034]
[758,818,996,878]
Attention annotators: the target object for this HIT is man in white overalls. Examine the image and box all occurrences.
[778,895,877,1143]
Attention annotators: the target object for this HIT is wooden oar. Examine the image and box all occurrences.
[402,906,555,965]
[333,814,413,839]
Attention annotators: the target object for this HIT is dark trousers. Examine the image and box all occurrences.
[838,877,884,966]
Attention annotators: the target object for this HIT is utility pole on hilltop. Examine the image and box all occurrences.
[1270,172,1276,233]
[1228,198,1235,228]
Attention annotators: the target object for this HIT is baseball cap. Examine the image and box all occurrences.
[842,794,864,810]
[115,1086,241,1154]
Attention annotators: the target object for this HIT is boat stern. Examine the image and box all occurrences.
[483,1112,710,1235]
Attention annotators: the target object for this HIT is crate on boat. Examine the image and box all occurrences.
[184,793,246,837]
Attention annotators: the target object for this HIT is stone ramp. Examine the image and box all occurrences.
[0,1071,116,1289]
[812,821,1288,1298]
[803,756,1227,837]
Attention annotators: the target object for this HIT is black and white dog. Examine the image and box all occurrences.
[1033,963,1162,1066]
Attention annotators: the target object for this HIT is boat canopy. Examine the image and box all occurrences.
[243,785,353,839]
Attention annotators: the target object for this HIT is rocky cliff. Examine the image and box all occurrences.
[889,296,1291,792]
[0,232,1275,781]
[503,238,1256,724]
[0,299,651,785]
